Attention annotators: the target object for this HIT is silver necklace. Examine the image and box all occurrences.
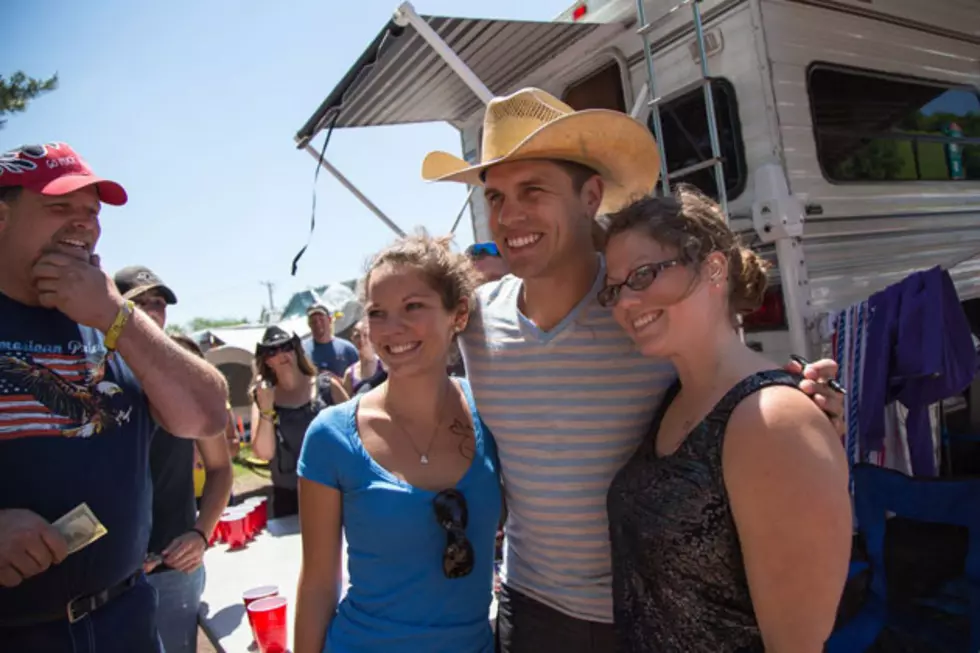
[384,386,448,465]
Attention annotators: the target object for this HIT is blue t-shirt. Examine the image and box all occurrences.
[309,338,359,378]
[0,294,155,621]
[298,379,500,653]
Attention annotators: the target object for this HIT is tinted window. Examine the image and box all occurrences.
[809,66,980,182]
[650,78,746,200]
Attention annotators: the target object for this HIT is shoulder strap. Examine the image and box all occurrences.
[706,370,802,427]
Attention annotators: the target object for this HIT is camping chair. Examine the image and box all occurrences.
[827,464,980,653]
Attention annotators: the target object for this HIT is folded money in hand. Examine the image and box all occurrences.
[53,503,108,555]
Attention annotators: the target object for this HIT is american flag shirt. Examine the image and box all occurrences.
[0,292,154,621]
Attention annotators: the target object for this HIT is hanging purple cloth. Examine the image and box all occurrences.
[860,267,976,476]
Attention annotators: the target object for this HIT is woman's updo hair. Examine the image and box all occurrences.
[361,230,479,314]
[599,184,769,315]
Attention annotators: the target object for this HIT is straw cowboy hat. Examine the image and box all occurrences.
[421,88,662,215]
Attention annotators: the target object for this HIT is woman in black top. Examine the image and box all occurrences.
[598,186,852,653]
[250,327,349,517]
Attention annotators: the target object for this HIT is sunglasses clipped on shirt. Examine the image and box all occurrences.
[433,489,474,579]
[597,259,683,308]
[465,242,500,259]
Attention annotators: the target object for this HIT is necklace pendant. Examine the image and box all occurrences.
[420,454,429,465]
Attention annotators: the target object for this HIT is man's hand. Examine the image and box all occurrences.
[0,509,69,588]
[786,357,846,437]
[161,531,207,574]
[31,246,123,332]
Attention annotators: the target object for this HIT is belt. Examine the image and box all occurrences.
[0,570,142,629]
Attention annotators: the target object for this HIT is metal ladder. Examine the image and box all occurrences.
[635,0,729,220]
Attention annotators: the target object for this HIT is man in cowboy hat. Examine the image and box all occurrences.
[422,89,846,651]
[0,143,229,652]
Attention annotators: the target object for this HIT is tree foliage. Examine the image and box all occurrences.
[188,317,250,333]
[0,71,59,129]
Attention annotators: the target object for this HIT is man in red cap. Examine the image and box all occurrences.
[0,143,230,652]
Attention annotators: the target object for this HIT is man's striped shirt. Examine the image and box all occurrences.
[460,260,676,623]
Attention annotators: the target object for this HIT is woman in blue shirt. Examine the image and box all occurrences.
[295,234,501,653]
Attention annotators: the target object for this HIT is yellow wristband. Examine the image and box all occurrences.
[104,300,135,351]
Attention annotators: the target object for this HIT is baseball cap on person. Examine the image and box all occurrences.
[114,266,178,304]
[307,303,342,319]
[0,143,127,206]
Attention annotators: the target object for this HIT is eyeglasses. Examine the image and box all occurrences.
[597,259,683,308]
[465,242,500,259]
[433,489,474,579]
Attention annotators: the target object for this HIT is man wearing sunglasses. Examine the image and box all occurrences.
[465,241,509,284]
[421,89,846,652]
[114,265,235,653]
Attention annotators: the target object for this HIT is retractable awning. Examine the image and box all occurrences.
[295,4,621,146]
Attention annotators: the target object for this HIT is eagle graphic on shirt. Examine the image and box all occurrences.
[0,353,133,440]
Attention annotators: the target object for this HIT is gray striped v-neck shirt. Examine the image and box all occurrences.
[459,260,676,623]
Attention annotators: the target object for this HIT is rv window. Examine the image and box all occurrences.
[563,61,627,113]
[809,66,980,183]
[650,78,746,200]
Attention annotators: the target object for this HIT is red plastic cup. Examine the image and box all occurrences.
[243,585,280,639]
[247,596,288,653]
[254,498,268,530]
[219,514,247,549]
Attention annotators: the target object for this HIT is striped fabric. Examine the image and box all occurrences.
[459,258,676,623]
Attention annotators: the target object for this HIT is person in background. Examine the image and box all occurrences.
[0,142,228,653]
[194,400,242,508]
[601,188,852,652]
[250,327,349,518]
[295,233,500,653]
[113,265,235,653]
[465,242,509,285]
[306,303,358,378]
[341,319,387,396]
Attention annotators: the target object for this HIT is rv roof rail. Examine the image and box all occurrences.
[635,0,729,219]
[637,0,696,37]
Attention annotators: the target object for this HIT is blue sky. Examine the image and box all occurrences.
[1,0,571,327]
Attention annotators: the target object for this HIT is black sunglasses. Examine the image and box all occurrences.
[597,259,683,308]
[433,489,474,579]
[261,343,294,358]
[465,242,500,258]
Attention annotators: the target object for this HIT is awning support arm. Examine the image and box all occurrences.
[393,2,495,104]
[302,144,407,238]
[449,187,478,235]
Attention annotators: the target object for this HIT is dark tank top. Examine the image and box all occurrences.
[607,370,802,653]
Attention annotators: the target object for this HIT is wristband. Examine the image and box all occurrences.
[190,527,209,547]
[103,300,135,351]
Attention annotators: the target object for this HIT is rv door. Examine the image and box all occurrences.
[294,2,623,238]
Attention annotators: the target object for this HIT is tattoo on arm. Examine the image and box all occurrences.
[449,418,476,461]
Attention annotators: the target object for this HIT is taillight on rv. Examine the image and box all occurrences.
[741,287,787,332]
[572,3,588,20]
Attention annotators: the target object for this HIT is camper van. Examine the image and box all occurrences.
[294,0,980,362]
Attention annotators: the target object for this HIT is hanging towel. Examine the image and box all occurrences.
[861,267,976,476]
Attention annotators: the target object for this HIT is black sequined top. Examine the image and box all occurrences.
[607,370,801,653]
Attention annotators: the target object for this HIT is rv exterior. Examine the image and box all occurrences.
[295,0,980,362]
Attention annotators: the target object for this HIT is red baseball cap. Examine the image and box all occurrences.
[0,142,127,206]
